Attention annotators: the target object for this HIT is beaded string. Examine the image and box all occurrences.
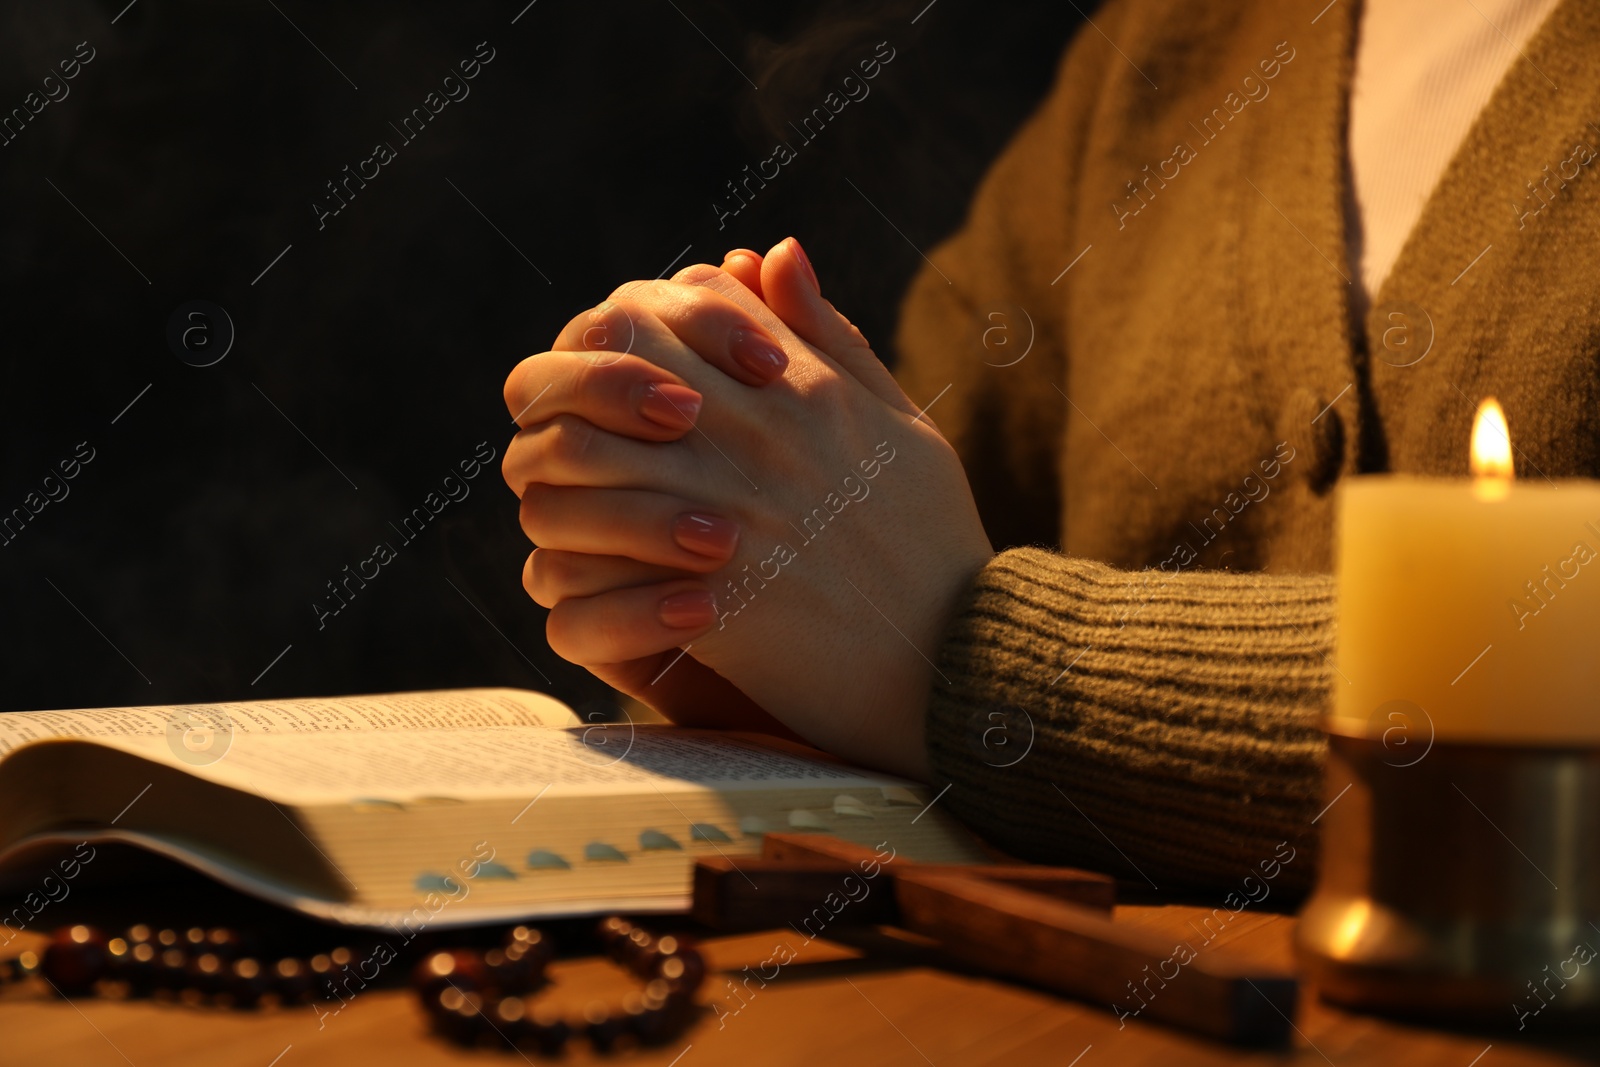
[415,918,705,1053]
[2,915,705,1054]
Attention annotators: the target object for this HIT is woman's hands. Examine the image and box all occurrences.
[501,239,994,781]
[500,275,796,739]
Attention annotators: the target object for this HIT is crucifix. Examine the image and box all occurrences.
[691,834,1296,1046]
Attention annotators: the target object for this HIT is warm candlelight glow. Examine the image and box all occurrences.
[1332,406,1600,746]
[1471,397,1513,500]
[1330,899,1372,956]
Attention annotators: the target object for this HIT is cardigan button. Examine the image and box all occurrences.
[1277,387,1345,493]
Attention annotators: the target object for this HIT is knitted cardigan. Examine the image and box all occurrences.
[898,0,1600,894]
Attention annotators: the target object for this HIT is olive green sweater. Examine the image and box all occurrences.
[899,0,1600,894]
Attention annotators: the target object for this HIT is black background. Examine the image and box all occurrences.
[0,0,1084,715]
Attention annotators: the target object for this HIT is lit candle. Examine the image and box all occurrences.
[1330,398,1600,744]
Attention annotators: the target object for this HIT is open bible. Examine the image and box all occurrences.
[0,689,986,928]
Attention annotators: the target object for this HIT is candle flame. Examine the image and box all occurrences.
[1471,398,1513,479]
[1471,397,1513,499]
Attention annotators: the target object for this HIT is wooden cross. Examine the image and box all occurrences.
[691,834,1296,1046]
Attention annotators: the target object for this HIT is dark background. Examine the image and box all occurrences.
[0,0,1085,715]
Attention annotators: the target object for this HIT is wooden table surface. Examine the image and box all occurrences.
[2,903,1594,1067]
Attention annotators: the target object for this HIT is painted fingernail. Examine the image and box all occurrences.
[673,511,740,559]
[659,589,718,629]
[638,383,702,430]
[728,328,788,380]
[788,237,820,295]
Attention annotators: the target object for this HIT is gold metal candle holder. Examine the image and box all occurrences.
[1298,734,1600,1025]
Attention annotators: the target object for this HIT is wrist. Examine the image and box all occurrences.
[847,543,995,784]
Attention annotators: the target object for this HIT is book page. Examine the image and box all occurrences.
[97,724,906,804]
[0,689,578,757]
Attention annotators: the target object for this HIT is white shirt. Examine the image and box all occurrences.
[1346,0,1563,316]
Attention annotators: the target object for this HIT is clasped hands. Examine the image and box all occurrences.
[500,238,993,781]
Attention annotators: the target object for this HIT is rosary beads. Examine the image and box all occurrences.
[413,918,706,1053]
[10,915,705,1055]
[33,922,344,1006]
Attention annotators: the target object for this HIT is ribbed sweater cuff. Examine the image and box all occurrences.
[924,547,1336,895]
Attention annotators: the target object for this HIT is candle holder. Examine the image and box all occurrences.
[1298,734,1600,1026]
[1298,404,1600,1027]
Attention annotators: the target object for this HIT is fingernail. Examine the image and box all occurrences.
[789,237,820,295]
[728,328,789,380]
[673,511,740,559]
[659,589,718,629]
[638,383,702,430]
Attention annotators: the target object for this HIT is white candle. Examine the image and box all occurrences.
[1329,399,1600,745]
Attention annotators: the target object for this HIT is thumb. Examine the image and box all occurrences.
[760,237,922,420]
[719,248,765,300]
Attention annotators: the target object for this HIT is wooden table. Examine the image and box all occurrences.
[2,903,1593,1067]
